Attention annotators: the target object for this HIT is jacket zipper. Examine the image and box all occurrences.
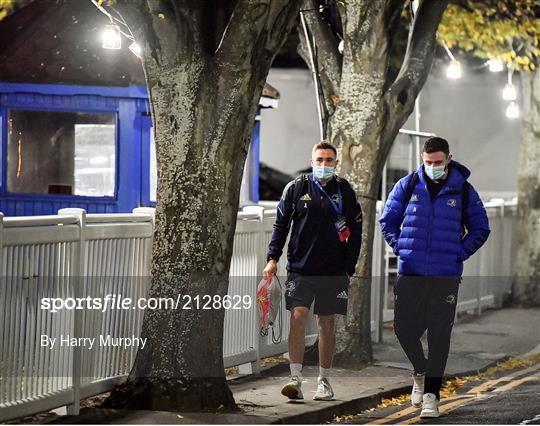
[424,185,458,273]
[425,199,434,275]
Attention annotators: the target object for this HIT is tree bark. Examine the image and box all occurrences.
[513,68,540,306]
[104,0,300,412]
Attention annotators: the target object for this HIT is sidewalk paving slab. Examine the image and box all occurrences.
[41,308,540,425]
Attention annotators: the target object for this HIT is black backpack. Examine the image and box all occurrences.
[287,174,309,226]
[403,171,470,229]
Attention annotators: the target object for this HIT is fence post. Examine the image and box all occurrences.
[476,246,483,317]
[240,206,265,375]
[58,208,86,416]
[133,207,155,276]
[377,238,385,343]
[133,207,156,225]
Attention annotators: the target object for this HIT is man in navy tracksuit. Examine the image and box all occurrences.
[263,141,362,401]
[379,137,490,418]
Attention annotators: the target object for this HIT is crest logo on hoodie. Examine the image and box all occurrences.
[286,281,296,295]
[447,199,457,207]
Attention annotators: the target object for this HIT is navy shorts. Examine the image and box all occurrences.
[284,273,349,315]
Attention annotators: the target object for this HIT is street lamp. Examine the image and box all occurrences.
[502,68,518,101]
[446,60,462,79]
[505,101,520,119]
[102,24,121,50]
[129,42,142,58]
[502,83,517,101]
[488,59,504,72]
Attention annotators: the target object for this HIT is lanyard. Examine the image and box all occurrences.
[311,175,342,217]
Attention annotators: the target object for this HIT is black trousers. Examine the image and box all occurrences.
[393,274,460,400]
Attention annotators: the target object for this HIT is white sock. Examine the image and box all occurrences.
[318,366,331,381]
[290,363,303,378]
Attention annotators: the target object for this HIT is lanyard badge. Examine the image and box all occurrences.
[312,176,351,242]
[335,217,351,242]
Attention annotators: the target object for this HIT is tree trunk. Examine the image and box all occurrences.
[105,60,255,412]
[104,1,300,412]
[513,68,540,306]
[329,61,389,366]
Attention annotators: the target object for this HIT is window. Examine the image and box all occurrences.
[6,109,116,197]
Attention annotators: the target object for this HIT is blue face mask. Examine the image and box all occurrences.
[313,165,335,180]
[425,164,446,181]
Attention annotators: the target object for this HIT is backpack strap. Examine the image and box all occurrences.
[403,171,419,207]
[289,174,308,225]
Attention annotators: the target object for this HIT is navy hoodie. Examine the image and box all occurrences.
[267,173,362,276]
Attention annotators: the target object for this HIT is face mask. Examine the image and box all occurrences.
[425,164,446,180]
[313,165,335,180]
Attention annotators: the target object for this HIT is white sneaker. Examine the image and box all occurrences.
[411,373,425,407]
[313,378,334,401]
[420,393,439,418]
[281,376,303,400]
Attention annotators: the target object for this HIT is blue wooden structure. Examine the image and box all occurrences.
[0,83,148,215]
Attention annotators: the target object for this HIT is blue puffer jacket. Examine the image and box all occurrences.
[379,161,490,277]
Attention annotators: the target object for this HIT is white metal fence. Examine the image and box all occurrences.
[0,199,517,421]
[0,208,153,421]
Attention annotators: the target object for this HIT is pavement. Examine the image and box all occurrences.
[414,378,540,424]
[26,308,540,424]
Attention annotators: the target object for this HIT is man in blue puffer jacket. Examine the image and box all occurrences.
[379,137,490,418]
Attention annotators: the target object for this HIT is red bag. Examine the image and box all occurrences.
[257,275,282,338]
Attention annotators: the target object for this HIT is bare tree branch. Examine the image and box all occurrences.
[383,0,409,92]
[216,0,300,67]
[386,0,407,31]
[113,0,204,66]
[299,0,341,96]
[168,1,204,50]
[375,0,449,164]
[385,0,449,122]
[341,0,373,48]
[110,1,162,63]
[297,19,331,137]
